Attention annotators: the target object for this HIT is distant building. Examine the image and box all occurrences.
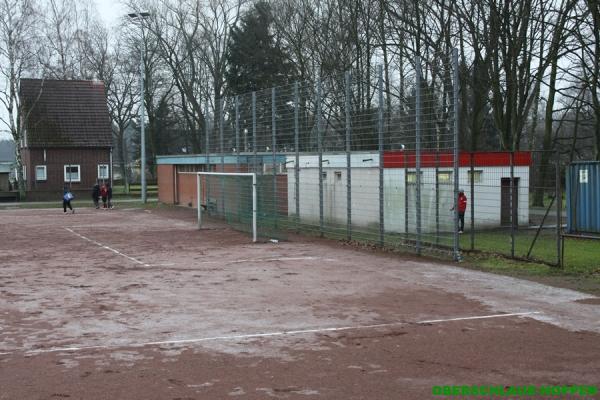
[155,151,531,232]
[0,140,15,163]
[286,151,531,232]
[19,79,113,200]
[0,140,16,196]
[155,154,287,211]
[0,162,11,192]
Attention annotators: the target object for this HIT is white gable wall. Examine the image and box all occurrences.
[286,154,530,233]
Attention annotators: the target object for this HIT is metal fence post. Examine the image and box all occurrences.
[197,174,202,229]
[272,87,277,228]
[205,99,210,212]
[415,56,422,256]
[317,76,324,237]
[510,151,515,258]
[220,98,224,170]
[556,151,562,267]
[235,96,240,172]
[404,153,408,241]
[378,65,384,247]
[452,48,460,261]
[470,151,475,250]
[252,92,257,175]
[220,97,225,215]
[435,152,440,245]
[294,82,300,229]
[345,71,352,241]
[235,95,240,219]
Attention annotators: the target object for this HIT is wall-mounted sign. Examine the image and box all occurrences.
[580,169,588,184]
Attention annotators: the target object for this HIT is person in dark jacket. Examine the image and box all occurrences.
[107,182,113,209]
[92,183,100,209]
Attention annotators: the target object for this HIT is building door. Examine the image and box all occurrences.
[501,178,519,226]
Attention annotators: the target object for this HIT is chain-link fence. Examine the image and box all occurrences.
[184,50,565,265]
[184,51,461,260]
[458,150,562,266]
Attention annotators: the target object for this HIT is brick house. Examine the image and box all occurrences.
[19,79,112,200]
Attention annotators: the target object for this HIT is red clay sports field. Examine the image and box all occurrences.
[1,206,599,399]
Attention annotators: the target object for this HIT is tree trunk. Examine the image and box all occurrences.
[532,0,576,205]
[14,148,26,200]
[569,96,581,163]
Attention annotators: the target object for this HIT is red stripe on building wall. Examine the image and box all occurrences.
[383,151,531,168]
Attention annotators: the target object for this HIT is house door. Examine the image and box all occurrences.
[501,178,519,226]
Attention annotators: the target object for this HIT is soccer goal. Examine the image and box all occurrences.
[195,171,257,242]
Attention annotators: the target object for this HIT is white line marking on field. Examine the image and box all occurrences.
[417,312,541,324]
[18,311,540,355]
[229,256,337,264]
[64,228,150,267]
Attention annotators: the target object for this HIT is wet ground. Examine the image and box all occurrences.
[1,207,599,399]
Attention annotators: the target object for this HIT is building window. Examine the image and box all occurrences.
[468,170,483,184]
[35,165,47,181]
[335,171,342,180]
[406,171,423,183]
[98,164,109,179]
[64,165,81,182]
[437,171,453,184]
[263,163,286,174]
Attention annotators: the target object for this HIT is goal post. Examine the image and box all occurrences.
[195,171,257,242]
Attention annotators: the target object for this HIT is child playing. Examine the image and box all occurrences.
[63,187,75,213]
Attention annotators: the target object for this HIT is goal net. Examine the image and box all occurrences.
[195,172,257,242]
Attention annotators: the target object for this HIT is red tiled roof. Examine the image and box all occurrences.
[20,79,112,148]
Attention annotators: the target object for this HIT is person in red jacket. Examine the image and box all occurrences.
[451,189,468,233]
[457,189,467,233]
[100,183,108,208]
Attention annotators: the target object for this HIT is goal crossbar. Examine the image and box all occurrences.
[195,171,257,242]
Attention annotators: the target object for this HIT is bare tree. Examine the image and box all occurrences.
[0,0,38,198]
[37,0,99,79]
[140,0,244,153]
[121,0,177,179]
[198,0,244,122]
[83,23,138,191]
[107,50,138,192]
[532,0,578,206]
[578,0,600,160]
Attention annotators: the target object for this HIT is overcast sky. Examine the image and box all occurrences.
[94,0,127,28]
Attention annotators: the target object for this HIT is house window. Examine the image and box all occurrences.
[468,170,483,184]
[98,164,109,179]
[335,171,342,180]
[64,165,81,182]
[35,165,47,181]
